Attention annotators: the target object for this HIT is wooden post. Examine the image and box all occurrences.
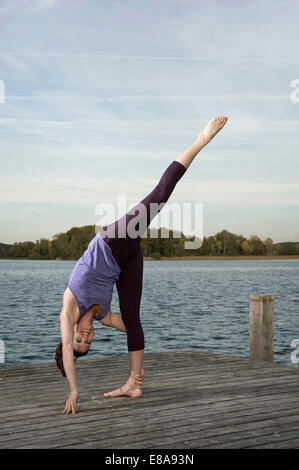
[249,294,274,362]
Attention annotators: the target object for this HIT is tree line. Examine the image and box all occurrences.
[4,226,299,260]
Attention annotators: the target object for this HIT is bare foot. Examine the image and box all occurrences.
[197,116,228,146]
[104,370,144,399]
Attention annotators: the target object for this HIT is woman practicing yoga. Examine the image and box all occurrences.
[56,115,228,414]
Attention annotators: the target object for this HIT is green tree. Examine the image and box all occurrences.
[248,235,266,255]
[9,241,35,258]
[149,252,161,260]
[241,240,252,255]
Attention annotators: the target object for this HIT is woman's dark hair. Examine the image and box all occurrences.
[55,341,89,377]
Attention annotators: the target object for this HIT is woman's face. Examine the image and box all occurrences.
[72,305,102,353]
[73,317,95,353]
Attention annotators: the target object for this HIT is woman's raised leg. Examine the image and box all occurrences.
[122,115,227,240]
[100,115,227,262]
[127,116,228,237]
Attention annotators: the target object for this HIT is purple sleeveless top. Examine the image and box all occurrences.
[68,232,121,321]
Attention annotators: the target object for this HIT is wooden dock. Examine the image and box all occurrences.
[1,350,299,449]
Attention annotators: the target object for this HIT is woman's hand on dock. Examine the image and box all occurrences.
[62,389,79,414]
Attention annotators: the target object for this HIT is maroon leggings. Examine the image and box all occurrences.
[100,160,187,351]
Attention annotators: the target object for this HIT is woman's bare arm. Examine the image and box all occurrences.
[100,310,127,332]
[60,309,78,390]
[60,309,79,413]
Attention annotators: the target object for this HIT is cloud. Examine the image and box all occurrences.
[4,52,299,62]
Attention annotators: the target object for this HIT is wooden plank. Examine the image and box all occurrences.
[1,386,299,433]
[249,437,299,449]
[1,356,297,393]
[22,414,299,449]
[1,374,299,421]
[1,390,298,432]
[3,398,299,447]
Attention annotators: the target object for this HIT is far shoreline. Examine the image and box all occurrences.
[1,255,299,261]
[144,255,299,261]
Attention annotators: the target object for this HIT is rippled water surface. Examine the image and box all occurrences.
[0,259,299,367]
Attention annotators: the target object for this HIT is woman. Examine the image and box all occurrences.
[55,116,228,414]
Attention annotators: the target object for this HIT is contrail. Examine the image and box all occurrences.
[2,52,299,62]
[4,94,291,101]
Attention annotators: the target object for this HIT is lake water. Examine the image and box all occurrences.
[0,259,299,368]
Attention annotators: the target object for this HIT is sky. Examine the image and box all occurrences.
[0,0,299,244]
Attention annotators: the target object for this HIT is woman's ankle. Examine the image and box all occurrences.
[129,367,144,377]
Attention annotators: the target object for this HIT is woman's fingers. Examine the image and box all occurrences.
[63,406,74,414]
[62,400,77,414]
